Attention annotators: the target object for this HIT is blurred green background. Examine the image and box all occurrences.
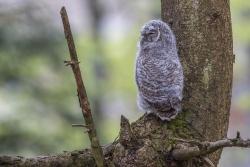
[0,1,249,166]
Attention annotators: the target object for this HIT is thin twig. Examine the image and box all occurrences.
[172,132,250,160]
[71,124,89,128]
[60,6,104,167]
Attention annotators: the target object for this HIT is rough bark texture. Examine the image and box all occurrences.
[0,114,203,167]
[161,0,234,165]
[4,114,248,167]
[0,150,95,167]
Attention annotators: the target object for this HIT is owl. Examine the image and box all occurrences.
[135,20,184,121]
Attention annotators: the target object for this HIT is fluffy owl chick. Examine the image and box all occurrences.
[135,20,183,121]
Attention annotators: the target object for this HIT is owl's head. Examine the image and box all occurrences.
[140,20,175,45]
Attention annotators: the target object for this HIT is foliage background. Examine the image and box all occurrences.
[0,1,249,166]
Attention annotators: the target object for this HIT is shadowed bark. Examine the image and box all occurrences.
[161,0,234,165]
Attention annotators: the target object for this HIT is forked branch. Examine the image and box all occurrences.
[60,6,104,167]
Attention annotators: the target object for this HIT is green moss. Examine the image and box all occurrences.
[114,112,204,166]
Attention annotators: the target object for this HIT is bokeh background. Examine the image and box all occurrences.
[0,1,249,166]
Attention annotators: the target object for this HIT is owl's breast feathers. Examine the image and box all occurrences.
[136,54,182,96]
[136,52,183,120]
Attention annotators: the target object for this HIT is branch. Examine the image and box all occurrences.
[60,6,104,167]
[172,132,250,160]
[0,150,96,167]
[1,113,250,166]
[0,144,117,167]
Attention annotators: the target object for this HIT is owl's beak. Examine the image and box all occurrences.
[141,29,156,36]
[141,28,161,41]
[147,29,156,35]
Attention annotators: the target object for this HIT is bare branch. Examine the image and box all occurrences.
[172,132,250,160]
[71,124,89,128]
[0,150,95,167]
[60,6,104,167]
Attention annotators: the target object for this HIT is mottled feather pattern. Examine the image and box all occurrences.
[135,20,184,121]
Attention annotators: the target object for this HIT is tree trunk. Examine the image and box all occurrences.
[161,0,234,165]
[0,1,234,167]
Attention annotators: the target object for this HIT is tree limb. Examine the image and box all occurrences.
[1,114,250,166]
[60,6,104,167]
[172,132,250,160]
[0,142,117,167]
[0,149,95,167]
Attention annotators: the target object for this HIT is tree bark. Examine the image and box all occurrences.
[161,0,234,165]
[0,150,95,167]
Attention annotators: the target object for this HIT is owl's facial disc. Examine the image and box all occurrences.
[143,27,161,42]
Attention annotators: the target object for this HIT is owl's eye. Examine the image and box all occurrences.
[144,28,160,42]
[148,30,157,35]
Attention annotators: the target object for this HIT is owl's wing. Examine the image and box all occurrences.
[162,60,183,94]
